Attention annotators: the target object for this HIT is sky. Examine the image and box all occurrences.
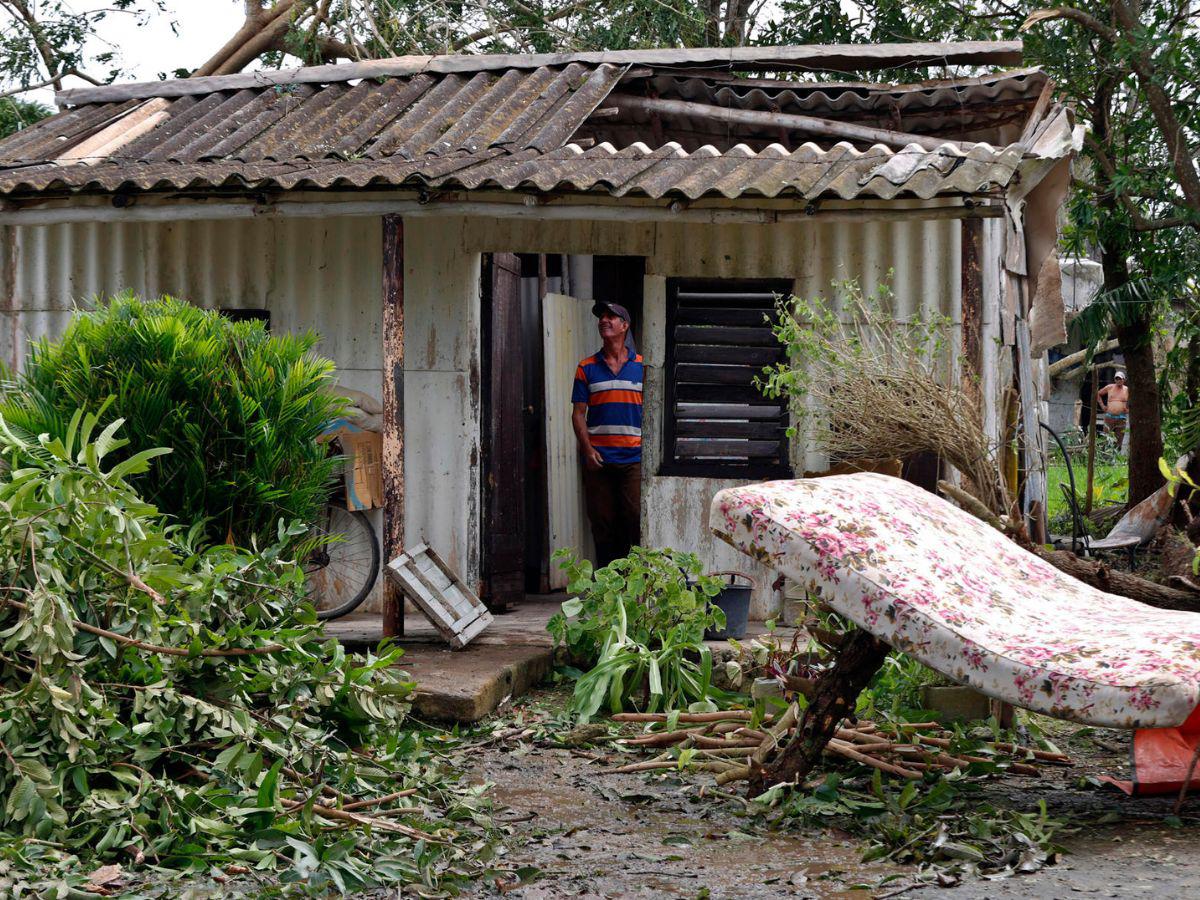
[26,0,792,106]
[27,1,247,105]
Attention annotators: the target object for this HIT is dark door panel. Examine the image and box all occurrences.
[481,252,526,611]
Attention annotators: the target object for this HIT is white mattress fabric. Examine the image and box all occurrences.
[710,474,1200,728]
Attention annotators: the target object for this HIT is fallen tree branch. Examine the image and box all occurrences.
[1037,549,1200,611]
[936,482,1200,613]
[0,595,285,657]
[752,629,890,794]
[1046,338,1122,378]
[340,788,420,811]
[283,800,447,843]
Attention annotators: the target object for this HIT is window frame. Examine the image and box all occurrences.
[659,276,794,480]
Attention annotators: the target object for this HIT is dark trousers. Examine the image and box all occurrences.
[583,462,641,568]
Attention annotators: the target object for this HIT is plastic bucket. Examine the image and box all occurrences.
[704,572,755,640]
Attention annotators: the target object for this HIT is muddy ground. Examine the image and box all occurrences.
[466,689,1200,900]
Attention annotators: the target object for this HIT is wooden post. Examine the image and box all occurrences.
[960,219,984,388]
[382,214,405,638]
[1015,318,1048,540]
[750,628,890,794]
[1085,363,1099,515]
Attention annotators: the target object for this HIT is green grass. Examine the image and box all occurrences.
[1046,463,1127,522]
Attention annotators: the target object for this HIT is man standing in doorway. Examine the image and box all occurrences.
[1098,371,1130,451]
[572,302,642,567]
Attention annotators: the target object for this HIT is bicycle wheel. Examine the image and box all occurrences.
[305,506,381,620]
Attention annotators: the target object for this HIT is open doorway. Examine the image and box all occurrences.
[479,253,644,609]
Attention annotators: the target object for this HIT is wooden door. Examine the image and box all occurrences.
[481,253,526,610]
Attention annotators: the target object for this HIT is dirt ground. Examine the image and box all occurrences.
[466,689,1200,900]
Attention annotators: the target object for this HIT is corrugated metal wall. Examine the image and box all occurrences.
[454,213,963,618]
[3,207,977,618]
[542,290,597,587]
[2,217,384,399]
[642,218,962,617]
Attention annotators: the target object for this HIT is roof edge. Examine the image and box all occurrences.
[56,41,1023,107]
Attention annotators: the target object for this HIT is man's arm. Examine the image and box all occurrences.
[572,402,603,470]
[1097,384,1111,412]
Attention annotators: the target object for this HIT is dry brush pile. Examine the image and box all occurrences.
[758,279,1010,518]
[606,709,1070,784]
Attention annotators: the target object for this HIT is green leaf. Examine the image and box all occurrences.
[6,777,38,821]
[257,758,285,809]
[647,656,663,696]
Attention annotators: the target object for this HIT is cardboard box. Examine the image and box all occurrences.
[321,420,383,510]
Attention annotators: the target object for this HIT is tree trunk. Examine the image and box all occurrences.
[1116,313,1164,505]
[1091,65,1164,508]
[749,628,889,795]
[192,0,300,77]
[1039,548,1200,612]
[1101,237,1163,506]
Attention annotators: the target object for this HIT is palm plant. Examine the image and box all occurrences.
[0,293,343,546]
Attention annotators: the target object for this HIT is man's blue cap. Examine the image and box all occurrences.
[592,301,631,323]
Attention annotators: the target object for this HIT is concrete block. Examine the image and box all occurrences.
[919,684,993,723]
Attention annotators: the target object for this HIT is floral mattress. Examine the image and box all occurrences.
[711,474,1200,729]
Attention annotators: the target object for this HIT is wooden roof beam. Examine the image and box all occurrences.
[56,41,1023,106]
[605,94,978,153]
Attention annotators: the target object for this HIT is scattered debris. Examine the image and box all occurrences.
[607,709,1072,785]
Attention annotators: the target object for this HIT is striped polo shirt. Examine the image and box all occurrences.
[572,350,644,465]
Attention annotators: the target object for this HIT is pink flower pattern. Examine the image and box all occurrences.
[711,473,1200,729]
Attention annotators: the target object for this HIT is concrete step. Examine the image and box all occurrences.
[401,641,554,722]
[323,598,805,723]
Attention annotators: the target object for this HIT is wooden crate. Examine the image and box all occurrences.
[386,543,493,649]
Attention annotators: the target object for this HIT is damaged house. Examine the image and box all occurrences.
[0,42,1079,623]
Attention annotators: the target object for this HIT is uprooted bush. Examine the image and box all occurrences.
[0,411,494,894]
[548,548,729,721]
[0,293,344,546]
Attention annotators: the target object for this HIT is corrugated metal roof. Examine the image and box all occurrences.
[0,55,1076,203]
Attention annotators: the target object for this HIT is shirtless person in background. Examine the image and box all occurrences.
[1098,371,1130,451]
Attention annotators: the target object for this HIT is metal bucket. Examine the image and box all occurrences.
[704,571,755,640]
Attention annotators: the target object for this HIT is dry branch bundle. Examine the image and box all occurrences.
[609,706,1071,785]
[760,280,1010,516]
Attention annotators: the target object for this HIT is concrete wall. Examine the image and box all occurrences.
[2,204,981,619]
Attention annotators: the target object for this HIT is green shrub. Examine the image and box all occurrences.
[548,548,729,721]
[1,293,343,545]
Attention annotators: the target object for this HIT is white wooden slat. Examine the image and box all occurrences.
[408,555,473,625]
[424,544,486,619]
[413,548,452,589]
[411,551,474,620]
[385,542,492,649]
[388,561,458,643]
[543,292,596,587]
[452,613,494,649]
